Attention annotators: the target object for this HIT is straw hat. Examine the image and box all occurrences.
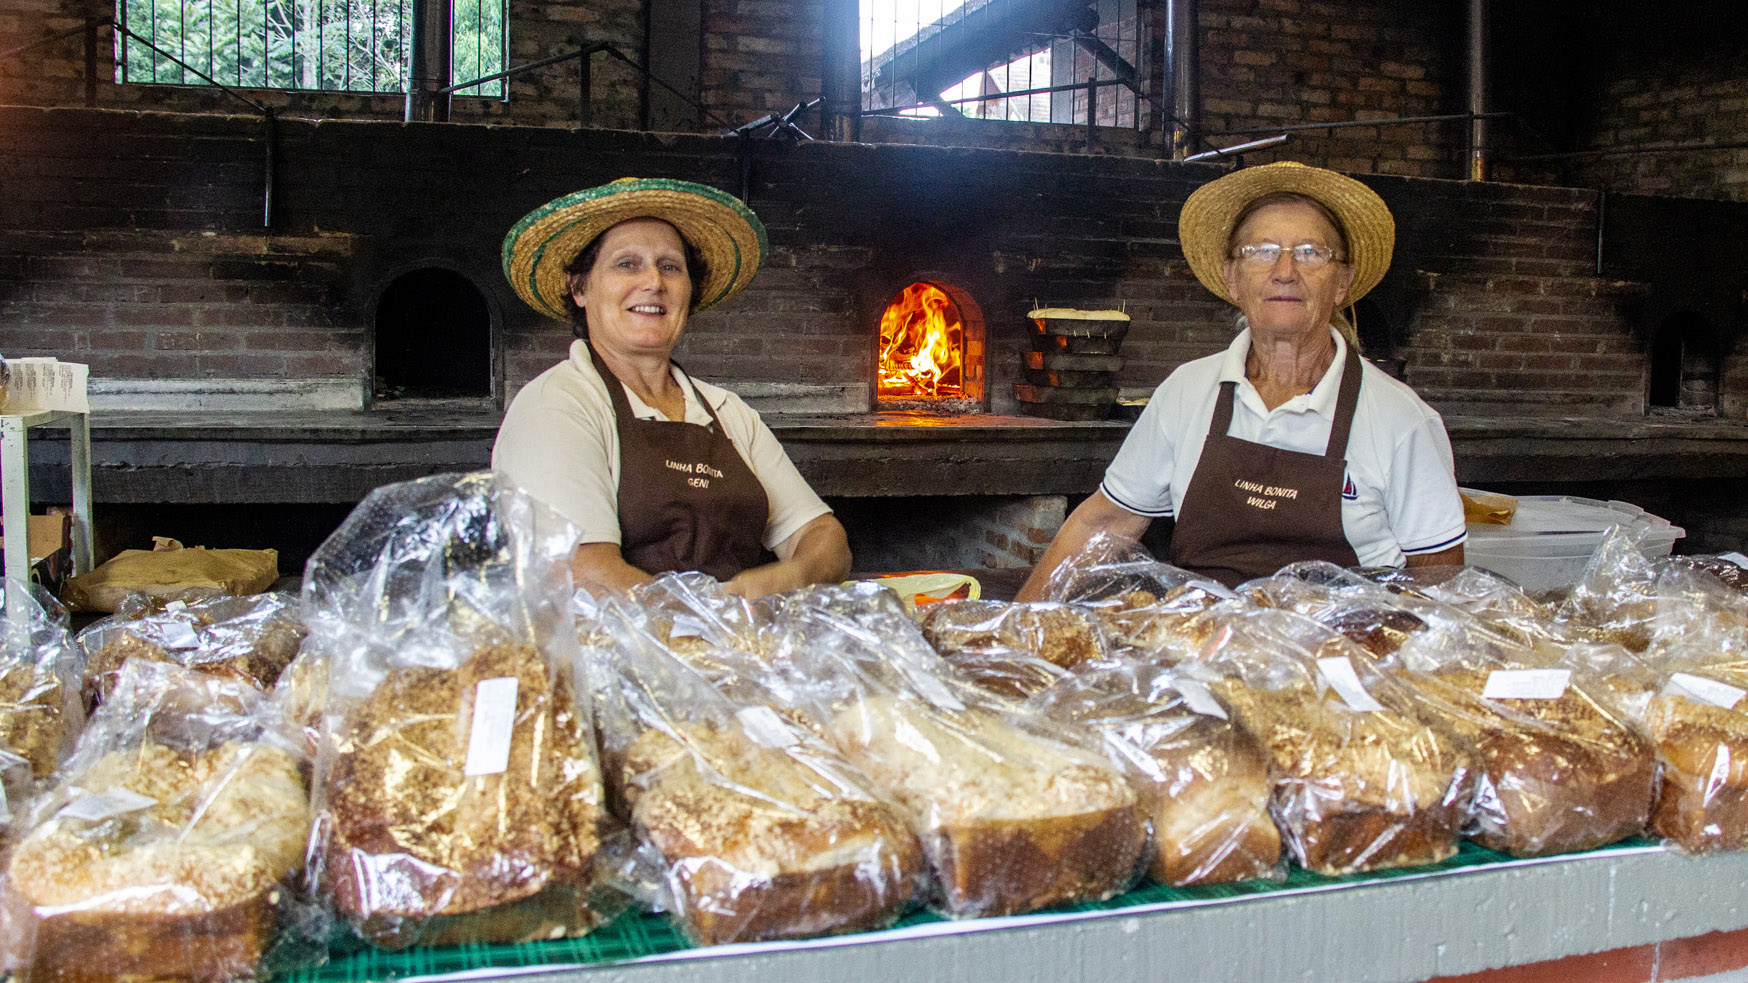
[1178,161,1395,307]
[502,178,768,320]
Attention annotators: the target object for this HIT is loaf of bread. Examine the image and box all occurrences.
[1035,667,1280,886]
[918,601,1104,699]
[0,584,82,797]
[80,593,305,704]
[318,641,605,947]
[6,662,307,983]
[1212,670,1470,876]
[621,718,923,944]
[1645,671,1748,852]
[1410,667,1656,857]
[826,693,1145,916]
[1088,585,1226,658]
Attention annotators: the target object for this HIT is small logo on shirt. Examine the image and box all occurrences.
[1342,474,1359,501]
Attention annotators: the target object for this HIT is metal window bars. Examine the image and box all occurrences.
[860,0,1145,128]
[109,0,504,96]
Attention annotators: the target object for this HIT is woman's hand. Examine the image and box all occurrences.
[723,514,851,599]
[571,542,654,597]
[1014,490,1153,603]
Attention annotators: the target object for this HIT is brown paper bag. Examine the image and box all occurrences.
[61,538,279,612]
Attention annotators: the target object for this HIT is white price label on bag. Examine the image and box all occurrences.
[1667,672,1748,711]
[1482,668,1571,701]
[1318,656,1384,712]
[154,621,202,650]
[1174,678,1228,719]
[463,676,520,776]
[736,706,802,748]
[1185,579,1238,601]
[58,787,157,822]
[668,616,709,640]
[1719,552,1748,570]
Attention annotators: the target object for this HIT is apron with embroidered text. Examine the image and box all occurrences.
[590,344,769,581]
[1167,345,1364,588]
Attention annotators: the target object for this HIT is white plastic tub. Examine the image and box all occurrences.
[1460,491,1685,591]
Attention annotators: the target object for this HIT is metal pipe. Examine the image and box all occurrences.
[820,0,860,141]
[262,107,276,229]
[1183,134,1289,162]
[1594,186,1606,276]
[1467,0,1488,181]
[1165,0,1198,159]
[1204,110,1513,137]
[1085,75,1097,150]
[579,49,591,128]
[404,0,451,121]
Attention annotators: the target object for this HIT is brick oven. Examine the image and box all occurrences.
[6,107,1748,570]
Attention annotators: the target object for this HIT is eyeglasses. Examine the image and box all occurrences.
[1231,243,1346,268]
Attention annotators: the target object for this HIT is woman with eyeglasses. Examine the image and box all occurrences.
[1017,161,1465,596]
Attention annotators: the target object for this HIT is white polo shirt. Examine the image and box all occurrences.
[1101,327,1466,567]
[492,340,832,551]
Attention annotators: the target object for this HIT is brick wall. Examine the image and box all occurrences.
[7,105,1746,419]
[1194,0,1465,178]
[1565,25,1748,202]
[1427,925,1748,983]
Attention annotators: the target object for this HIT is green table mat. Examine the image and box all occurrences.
[285,838,1656,983]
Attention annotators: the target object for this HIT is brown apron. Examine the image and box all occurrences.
[589,344,769,581]
[1167,344,1364,588]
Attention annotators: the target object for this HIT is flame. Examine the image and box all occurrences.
[878,283,964,399]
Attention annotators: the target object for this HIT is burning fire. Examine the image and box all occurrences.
[878,283,964,399]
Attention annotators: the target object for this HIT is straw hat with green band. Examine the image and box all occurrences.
[1178,161,1395,307]
[502,178,768,320]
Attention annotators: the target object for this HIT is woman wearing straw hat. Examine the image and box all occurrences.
[495,178,850,598]
[1018,161,1465,596]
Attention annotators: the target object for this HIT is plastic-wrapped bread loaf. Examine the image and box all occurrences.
[76,592,305,705]
[0,581,84,811]
[1639,655,1748,852]
[917,600,1106,699]
[1037,533,1234,659]
[1196,608,1473,876]
[1253,563,1657,857]
[1031,660,1281,887]
[317,641,603,945]
[302,473,609,948]
[620,719,923,944]
[770,583,1147,917]
[1405,663,1655,857]
[6,661,309,983]
[589,599,922,946]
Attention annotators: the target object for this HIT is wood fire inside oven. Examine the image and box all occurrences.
[876,280,985,413]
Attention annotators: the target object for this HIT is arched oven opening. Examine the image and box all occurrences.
[874,278,986,413]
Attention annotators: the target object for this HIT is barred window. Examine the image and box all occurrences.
[862,0,1143,126]
[115,0,506,97]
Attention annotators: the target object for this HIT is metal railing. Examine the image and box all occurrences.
[429,41,730,129]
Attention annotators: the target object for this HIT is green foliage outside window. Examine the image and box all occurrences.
[116,0,504,96]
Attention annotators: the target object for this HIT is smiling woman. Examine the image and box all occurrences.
[493,178,851,598]
[1017,161,1468,598]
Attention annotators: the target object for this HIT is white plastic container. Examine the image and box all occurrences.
[1459,491,1685,591]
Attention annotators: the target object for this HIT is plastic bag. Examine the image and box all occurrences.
[625,573,772,687]
[916,600,1107,700]
[1188,606,1473,876]
[1029,659,1282,886]
[1392,623,1657,857]
[1251,564,1657,857]
[1363,565,1575,659]
[1040,534,1236,660]
[76,592,305,706]
[588,598,923,945]
[0,581,84,826]
[4,660,313,983]
[763,582,1146,918]
[302,472,609,948]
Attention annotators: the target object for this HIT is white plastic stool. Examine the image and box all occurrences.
[1,411,94,604]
